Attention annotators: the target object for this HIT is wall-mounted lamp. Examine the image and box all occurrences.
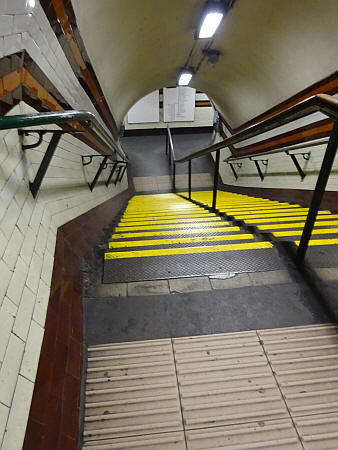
[177,67,195,86]
[197,1,225,39]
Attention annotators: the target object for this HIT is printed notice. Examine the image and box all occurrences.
[163,87,195,122]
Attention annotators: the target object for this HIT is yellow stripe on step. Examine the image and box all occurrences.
[219,206,301,212]
[112,226,240,239]
[246,214,338,224]
[258,220,338,230]
[122,211,212,219]
[235,211,330,219]
[274,228,338,237]
[118,217,221,226]
[295,238,338,246]
[105,241,272,259]
[109,234,254,248]
[115,222,230,231]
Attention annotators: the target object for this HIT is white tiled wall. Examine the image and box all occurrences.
[0,103,128,450]
[0,1,129,448]
[215,111,338,194]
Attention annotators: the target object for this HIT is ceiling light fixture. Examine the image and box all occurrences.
[197,1,225,39]
[177,67,194,86]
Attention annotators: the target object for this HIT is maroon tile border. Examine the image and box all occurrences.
[23,181,134,450]
[40,0,118,137]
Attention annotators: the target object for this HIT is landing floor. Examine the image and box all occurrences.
[83,323,338,449]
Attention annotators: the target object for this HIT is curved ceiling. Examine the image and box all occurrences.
[72,0,338,131]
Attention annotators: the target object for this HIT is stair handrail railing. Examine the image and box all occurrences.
[166,125,177,191]
[0,110,128,196]
[0,109,128,162]
[165,93,338,264]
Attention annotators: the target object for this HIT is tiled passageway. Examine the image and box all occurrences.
[82,323,338,449]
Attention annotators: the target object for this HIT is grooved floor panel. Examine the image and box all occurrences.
[83,339,183,443]
[258,324,338,418]
[185,419,302,449]
[294,412,338,450]
[172,332,289,430]
[83,324,338,449]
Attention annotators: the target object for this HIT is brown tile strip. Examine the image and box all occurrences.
[0,50,118,157]
[40,0,118,137]
[233,118,333,157]
[23,186,134,450]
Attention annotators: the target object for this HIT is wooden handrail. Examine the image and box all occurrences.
[175,94,338,163]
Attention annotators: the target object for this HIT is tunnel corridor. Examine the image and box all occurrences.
[0,1,338,449]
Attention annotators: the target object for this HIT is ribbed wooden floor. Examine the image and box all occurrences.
[83,323,338,449]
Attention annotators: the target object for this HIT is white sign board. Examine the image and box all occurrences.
[127,90,159,123]
[163,87,195,122]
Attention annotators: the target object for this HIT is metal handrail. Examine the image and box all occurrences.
[176,94,338,163]
[225,138,329,162]
[166,126,177,191]
[0,110,128,162]
[165,93,338,264]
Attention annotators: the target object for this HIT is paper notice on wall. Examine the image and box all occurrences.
[163,87,195,122]
[127,90,160,123]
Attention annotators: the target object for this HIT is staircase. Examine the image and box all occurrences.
[102,193,282,283]
[191,191,338,247]
[82,190,338,448]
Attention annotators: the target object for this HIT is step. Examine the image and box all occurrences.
[111,226,240,239]
[108,234,255,249]
[104,242,272,260]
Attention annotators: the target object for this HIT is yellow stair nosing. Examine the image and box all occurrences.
[104,242,272,259]
[111,226,240,239]
[108,234,254,248]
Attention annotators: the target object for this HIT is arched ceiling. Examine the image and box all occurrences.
[72,0,338,131]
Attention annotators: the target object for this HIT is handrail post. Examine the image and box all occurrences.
[188,160,192,200]
[89,156,108,191]
[106,162,117,186]
[288,153,306,181]
[29,131,63,198]
[253,159,264,181]
[212,150,220,211]
[229,162,238,180]
[296,121,338,264]
[173,162,176,192]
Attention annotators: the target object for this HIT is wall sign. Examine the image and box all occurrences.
[163,87,196,122]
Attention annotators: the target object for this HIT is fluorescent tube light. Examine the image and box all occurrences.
[177,68,194,86]
[197,2,225,39]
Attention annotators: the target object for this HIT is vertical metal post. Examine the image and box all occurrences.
[229,163,238,181]
[165,132,168,155]
[173,162,176,192]
[212,150,220,210]
[106,162,117,186]
[29,131,63,198]
[254,160,264,181]
[289,153,306,180]
[296,122,338,264]
[89,155,108,191]
[118,165,127,182]
[188,160,192,200]
[114,165,122,185]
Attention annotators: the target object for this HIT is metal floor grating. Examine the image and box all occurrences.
[82,323,338,449]
[103,247,284,282]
